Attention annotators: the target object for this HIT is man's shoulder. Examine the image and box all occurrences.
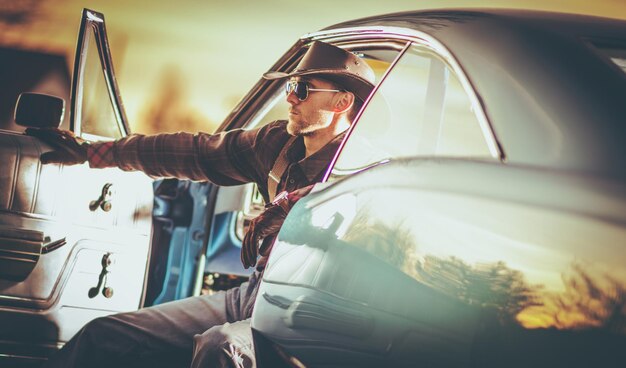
[253,120,291,145]
[258,120,288,136]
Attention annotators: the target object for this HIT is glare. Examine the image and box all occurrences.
[309,193,357,238]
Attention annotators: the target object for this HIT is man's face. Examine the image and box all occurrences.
[285,77,339,136]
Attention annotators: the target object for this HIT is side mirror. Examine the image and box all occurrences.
[14,93,65,129]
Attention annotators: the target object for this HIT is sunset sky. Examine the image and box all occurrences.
[1,0,625,133]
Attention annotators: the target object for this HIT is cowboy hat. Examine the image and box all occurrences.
[263,41,375,102]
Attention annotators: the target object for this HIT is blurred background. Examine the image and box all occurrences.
[1,0,625,134]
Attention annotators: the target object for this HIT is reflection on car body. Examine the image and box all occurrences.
[1,7,625,368]
[251,8,626,368]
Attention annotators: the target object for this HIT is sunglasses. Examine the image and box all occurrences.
[285,80,342,101]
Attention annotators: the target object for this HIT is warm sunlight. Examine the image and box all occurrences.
[2,0,625,134]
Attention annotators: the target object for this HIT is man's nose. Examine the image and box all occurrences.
[286,90,299,105]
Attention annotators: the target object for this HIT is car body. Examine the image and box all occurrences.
[1,7,625,368]
[248,8,626,368]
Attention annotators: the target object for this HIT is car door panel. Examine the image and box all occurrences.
[0,133,42,215]
[0,130,153,326]
[0,9,154,365]
[255,159,626,367]
[1,127,152,287]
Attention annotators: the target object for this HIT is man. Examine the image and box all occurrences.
[31,41,375,367]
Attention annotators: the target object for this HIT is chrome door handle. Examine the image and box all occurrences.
[41,237,67,254]
[89,183,113,212]
[88,253,115,299]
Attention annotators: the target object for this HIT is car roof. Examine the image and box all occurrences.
[327,8,626,35]
[323,9,626,181]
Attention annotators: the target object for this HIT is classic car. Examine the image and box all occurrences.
[1,7,625,368]
[251,8,626,368]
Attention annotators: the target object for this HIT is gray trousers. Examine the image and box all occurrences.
[44,271,261,368]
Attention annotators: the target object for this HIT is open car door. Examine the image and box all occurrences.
[0,9,153,366]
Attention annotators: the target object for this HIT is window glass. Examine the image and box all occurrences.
[243,87,289,131]
[331,43,494,179]
[234,42,400,238]
[437,71,492,156]
[244,44,398,132]
[78,26,124,140]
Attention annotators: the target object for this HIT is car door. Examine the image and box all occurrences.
[0,9,153,366]
[249,34,502,367]
[251,32,626,368]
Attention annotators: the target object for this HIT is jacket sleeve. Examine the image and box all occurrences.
[90,121,290,187]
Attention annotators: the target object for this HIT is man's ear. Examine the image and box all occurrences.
[333,92,355,113]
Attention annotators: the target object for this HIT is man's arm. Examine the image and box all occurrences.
[94,131,254,185]
[26,121,290,188]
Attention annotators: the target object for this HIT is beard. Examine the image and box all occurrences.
[287,118,312,136]
[287,109,329,136]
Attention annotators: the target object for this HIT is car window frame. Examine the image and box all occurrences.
[70,8,130,140]
[318,27,504,182]
[240,39,405,133]
[218,38,407,133]
[219,37,409,241]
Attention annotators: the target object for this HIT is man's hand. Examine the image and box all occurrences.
[241,205,287,269]
[240,185,314,269]
[25,128,89,165]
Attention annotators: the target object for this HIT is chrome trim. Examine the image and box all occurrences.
[323,41,411,182]
[0,255,37,262]
[0,339,64,349]
[327,158,391,178]
[80,132,116,142]
[307,26,504,162]
[70,9,130,138]
[0,353,47,361]
[41,238,67,254]
[0,248,40,257]
[7,134,19,211]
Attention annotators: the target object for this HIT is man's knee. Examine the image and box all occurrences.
[79,314,124,342]
[192,321,255,368]
[71,315,111,344]
[68,313,140,358]
[194,324,227,354]
[44,315,121,368]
